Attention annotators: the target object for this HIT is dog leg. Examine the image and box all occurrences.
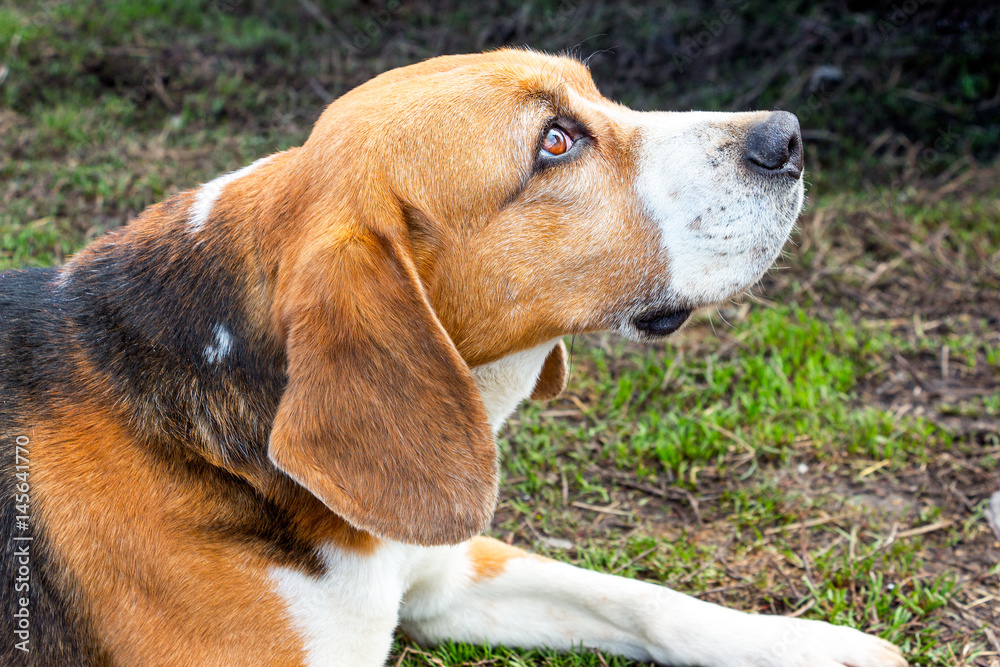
[400,537,906,667]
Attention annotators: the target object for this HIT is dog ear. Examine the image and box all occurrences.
[268,229,497,546]
[530,339,568,401]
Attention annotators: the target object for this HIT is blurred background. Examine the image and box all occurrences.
[2,0,998,231]
[2,2,998,665]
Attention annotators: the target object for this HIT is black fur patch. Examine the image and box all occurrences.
[0,222,325,662]
[53,223,325,573]
[0,269,111,666]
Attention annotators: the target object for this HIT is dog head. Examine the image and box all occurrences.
[261,49,803,544]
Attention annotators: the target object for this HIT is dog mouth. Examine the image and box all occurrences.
[631,308,692,337]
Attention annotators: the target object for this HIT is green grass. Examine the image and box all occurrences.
[502,306,946,491]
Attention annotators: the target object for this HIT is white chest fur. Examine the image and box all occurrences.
[269,340,558,666]
[469,339,560,432]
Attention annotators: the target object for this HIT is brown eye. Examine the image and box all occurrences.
[541,127,572,156]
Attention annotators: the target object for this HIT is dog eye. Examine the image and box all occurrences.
[541,127,573,157]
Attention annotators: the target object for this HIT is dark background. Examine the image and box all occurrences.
[4,0,998,193]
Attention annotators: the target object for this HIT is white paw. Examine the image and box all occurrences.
[736,615,908,667]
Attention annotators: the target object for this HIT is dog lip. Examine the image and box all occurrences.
[632,308,692,337]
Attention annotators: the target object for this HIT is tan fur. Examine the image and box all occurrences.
[231,51,669,542]
[466,537,541,582]
[32,409,305,666]
[268,224,497,546]
[243,50,668,367]
[21,48,723,664]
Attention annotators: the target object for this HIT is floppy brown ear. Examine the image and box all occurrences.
[530,339,568,401]
[268,230,497,546]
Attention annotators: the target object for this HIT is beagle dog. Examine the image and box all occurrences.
[0,49,906,666]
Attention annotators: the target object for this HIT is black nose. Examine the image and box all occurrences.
[745,111,803,179]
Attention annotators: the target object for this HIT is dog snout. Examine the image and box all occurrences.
[744,111,803,179]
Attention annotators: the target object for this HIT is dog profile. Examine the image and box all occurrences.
[1,49,906,666]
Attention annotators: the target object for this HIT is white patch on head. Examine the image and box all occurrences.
[53,263,73,292]
[188,155,275,232]
[203,324,234,365]
[470,339,560,432]
[633,110,804,307]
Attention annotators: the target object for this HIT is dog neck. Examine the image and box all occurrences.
[53,190,290,482]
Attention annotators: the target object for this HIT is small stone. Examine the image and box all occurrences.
[985,492,1000,541]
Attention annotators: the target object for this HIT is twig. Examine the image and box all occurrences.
[659,348,684,390]
[764,512,859,535]
[767,553,802,599]
[857,459,891,479]
[787,598,816,618]
[571,501,632,517]
[697,581,754,596]
[895,520,953,540]
[683,488,704,526]
[984,626,1000,655]
[610,547,657,575]
[393,646,446,667]
[698,420,755,455]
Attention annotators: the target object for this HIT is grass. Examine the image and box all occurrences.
[469,295,994,667]
[2,1,998,665]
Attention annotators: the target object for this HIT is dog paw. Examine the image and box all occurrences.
[739,616,907,667]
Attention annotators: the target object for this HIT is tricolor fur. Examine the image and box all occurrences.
[1,49,905,666]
